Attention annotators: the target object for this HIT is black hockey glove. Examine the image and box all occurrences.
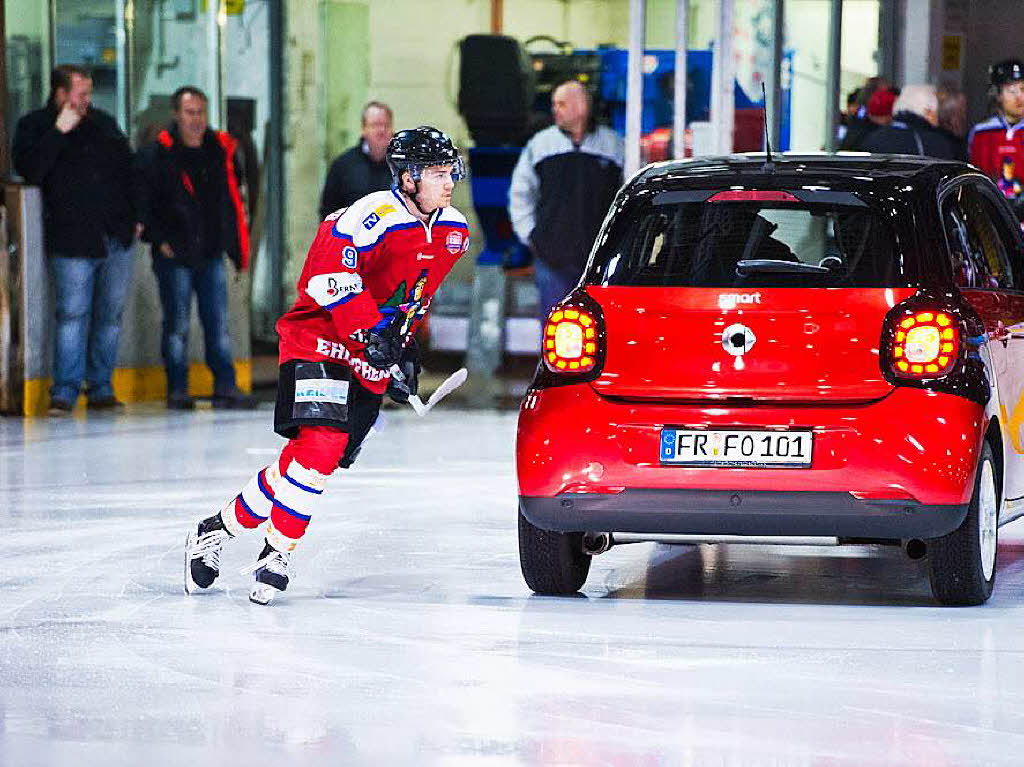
[386,338,420,404]
[363,318,404,371]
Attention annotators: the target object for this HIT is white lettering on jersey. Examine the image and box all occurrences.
[315,338,389,382]
[306,272,363,307]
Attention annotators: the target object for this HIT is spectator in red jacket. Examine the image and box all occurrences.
[136,86,256,410]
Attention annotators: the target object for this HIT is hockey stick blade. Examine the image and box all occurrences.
[414,367,468,416]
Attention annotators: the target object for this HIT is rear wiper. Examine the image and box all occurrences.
[736,259,830,276]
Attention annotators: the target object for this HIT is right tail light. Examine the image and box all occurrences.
[880,292,988,405]
[890,310,960,379]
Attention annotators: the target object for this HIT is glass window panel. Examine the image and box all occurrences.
[53,0,121,124]
[784,0,833,151]
[841,0,881,101]
[5,0,52,150]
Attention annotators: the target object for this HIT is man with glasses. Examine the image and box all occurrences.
[969,60,1024,218]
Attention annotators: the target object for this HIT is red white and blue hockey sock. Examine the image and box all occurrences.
[219,451,294,537]
[265,459,331,552]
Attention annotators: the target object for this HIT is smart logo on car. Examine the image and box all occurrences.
[718,292,762,310]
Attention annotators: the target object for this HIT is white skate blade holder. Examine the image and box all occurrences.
[249,583,278,605]
[389,366,468,417]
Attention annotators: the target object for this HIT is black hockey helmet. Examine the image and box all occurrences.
[990,59,1024,88]
[386,126,465,186]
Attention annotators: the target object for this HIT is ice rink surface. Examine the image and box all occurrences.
[2,406,1024,766]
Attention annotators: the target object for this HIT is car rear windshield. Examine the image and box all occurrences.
[585,191,914,288]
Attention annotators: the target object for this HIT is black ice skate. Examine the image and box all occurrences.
[245,542,292,605]
[184,514,232,594]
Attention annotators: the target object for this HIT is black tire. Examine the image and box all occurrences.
[928,440,999,606]
[518,506,591,595]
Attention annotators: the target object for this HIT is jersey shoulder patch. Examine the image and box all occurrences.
[331,191,404,249]
[436,207,470,256]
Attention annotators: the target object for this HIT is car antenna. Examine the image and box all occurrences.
[761,82,775,173]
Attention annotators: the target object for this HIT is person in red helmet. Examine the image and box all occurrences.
[969,59,1024,218]
[183,126,470,605]
[840,82,896,151]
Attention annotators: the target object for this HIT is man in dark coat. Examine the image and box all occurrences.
[135,85,256,410]
[12,65,139,414]
[319,101,394,218]
[509,81,624,321]
[861,84,960,160]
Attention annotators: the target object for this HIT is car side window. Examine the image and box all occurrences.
[960,185,1013,289]
[972,183,1023,290]
[940,188,985,288]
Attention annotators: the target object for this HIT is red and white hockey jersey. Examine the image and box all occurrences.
[968,114,1024,200]
[276,189,470,394]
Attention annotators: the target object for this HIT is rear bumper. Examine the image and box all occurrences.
[516,383,987,534]
[520,490,969,539]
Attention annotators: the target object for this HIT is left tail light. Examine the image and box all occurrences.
[534,291,606,388]
[544,307,598,372]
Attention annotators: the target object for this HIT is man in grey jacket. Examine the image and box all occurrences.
[509,81,623,321]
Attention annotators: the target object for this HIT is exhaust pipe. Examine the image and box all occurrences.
[904,538,927,560]
[582,532,614,556]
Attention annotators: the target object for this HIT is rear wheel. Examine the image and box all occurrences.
[518,506,591,595]
[928,441,999,606]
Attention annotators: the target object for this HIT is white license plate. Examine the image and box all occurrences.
[660,429,813,467]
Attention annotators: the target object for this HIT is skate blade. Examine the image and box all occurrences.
[249,583,279,605]
[184,531,199,595]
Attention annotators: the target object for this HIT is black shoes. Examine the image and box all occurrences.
[47,399,74,416]
[167,392,196,410]
[212,392,260,410]
[87,396,124,411]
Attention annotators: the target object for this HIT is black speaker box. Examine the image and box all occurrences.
[458,34,534,146]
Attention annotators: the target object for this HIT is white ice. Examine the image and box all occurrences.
[2,406,1024,766]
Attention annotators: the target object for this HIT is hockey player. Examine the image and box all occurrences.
[968,59,1024,217]
[183,126,470,604]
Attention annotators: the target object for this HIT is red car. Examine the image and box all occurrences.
[517,155,1024,605]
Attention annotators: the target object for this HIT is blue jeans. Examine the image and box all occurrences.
[534,257,581,323]
[152,256,237,397]
[50,239,135,404]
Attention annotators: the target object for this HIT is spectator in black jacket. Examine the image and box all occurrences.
[861,84,960,160]
[135,85,256,410]
[319,101,394,218]
[937,83,968,162]
[12,65,139,414]
[509,80,624,321]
